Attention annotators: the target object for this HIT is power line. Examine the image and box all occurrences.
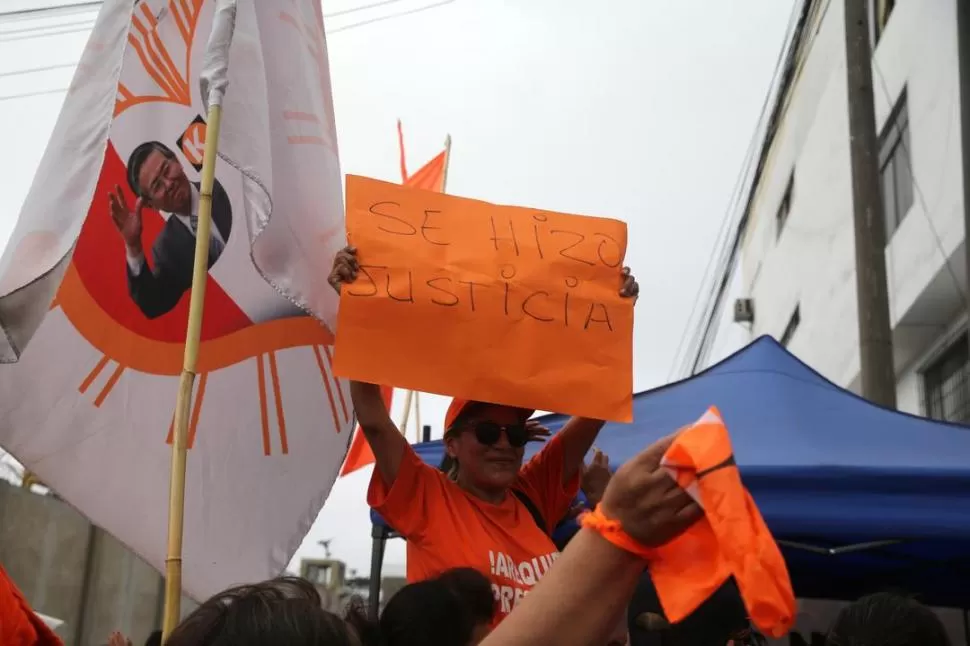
[327,0,412,19]
[0,0,456,43]
[0,62,76,78]
[328,0,456,34]
[0,86,69,102]
[684,0,820,377]
[673,2,808,378]
[0,0,461,101]
[0,24,93,42]
[0,1,101,22]
[668,0,811,380]
[872,58,966,301]
[0,18,95,38]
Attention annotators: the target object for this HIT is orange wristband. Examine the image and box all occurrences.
[579,504,656,560]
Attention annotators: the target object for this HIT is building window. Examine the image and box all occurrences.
[779,305,800,348]
[776,172,794,239]
[923,334,970,425]
[868,0,896,45]
[878,89,913,241]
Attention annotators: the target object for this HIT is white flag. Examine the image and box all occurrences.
[0,0,351,600]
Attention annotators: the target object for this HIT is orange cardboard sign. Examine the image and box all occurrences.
[333,175,634,422]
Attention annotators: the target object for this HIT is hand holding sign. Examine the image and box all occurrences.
[333,175,635,422]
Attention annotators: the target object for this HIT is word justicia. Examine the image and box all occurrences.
[346,265,617,332]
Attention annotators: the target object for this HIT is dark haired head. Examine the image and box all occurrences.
[629,575,748,646]
[826,592,950,646]
[433,568,495,625]
[127,141,176,198]
[380,568,494,646]
[144,630,162,646]
[165,577,365,646]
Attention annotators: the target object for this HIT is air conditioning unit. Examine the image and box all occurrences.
[733,298,754,324]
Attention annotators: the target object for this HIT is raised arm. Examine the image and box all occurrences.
[330,246,409,485]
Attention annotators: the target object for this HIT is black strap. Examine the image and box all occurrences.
[511,488,548,535]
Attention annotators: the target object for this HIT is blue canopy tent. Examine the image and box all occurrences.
[365,336,970,618]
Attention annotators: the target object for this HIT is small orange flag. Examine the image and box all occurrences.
[651,407,795,637]
[338,122,448,477]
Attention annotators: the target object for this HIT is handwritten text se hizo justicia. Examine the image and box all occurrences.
[345,199,627,332]
[334,175,633,422]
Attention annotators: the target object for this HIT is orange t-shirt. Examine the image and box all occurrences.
[368,435,579,623]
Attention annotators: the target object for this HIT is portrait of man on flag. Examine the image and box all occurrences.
[109,140,233,319]
[0,0,351,602]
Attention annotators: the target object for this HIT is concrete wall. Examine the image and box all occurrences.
[0,482,196,646]
[722,0,967,401]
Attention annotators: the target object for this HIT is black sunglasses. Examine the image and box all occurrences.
[455,421,529,448]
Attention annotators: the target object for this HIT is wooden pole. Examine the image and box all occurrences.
[397,134,452,443]
[441,134,452,193]
[843,0,896,408]
[161,103,224,640]
[414,392,422,442]
[398,389,414,438]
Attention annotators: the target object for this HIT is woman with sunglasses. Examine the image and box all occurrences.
[329,245,690,626]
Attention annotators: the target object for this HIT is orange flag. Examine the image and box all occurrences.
[338,123,448,477]
[652,407,795,637]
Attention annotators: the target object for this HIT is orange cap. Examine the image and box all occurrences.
[444,398,534,433]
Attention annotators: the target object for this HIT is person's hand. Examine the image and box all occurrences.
[525,419,551,444]
[108,185,144,254]
[107,631,132,646]
[328,245,359,294]
[620,266,639,304]
[580,448,612,507]
[599,434,701,547]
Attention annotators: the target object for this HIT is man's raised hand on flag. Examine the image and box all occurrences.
[108,184,145,256]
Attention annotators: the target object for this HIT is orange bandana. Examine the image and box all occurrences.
[652,407,795,638]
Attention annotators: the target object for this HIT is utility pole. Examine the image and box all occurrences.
[957,0,970,356]
[843,0,897,408]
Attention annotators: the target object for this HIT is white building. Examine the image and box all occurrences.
[698,0,970,423]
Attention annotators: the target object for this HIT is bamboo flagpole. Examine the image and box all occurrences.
[398,134,452,442]
[161,0,237,639]
[441,134,452,193]
[398,389,415,439]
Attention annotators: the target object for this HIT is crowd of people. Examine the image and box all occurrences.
[1,246,956,645]
[95,579,953,646]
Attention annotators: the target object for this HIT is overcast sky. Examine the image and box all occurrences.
[0,0,792,577]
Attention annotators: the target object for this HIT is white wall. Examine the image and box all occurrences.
[733,0,966,395]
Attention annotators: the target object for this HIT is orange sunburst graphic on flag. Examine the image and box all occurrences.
[41,0,351,454]
[115,0,202,117]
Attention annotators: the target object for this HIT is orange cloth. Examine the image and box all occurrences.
[651,406,795,638]
[368,435,579,624]
[0,565,63,646]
